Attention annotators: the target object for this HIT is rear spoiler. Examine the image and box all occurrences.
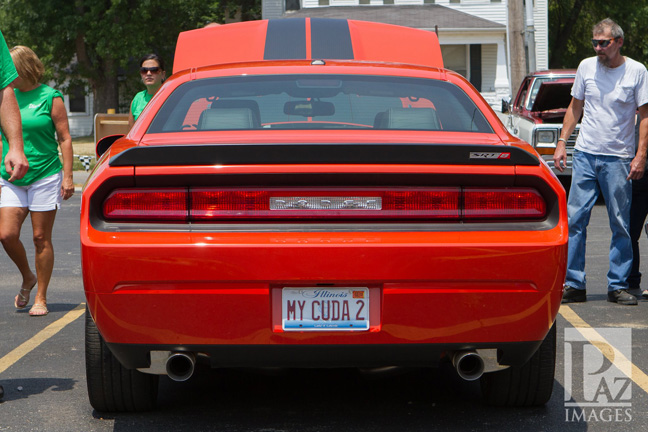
[109,144,539,167]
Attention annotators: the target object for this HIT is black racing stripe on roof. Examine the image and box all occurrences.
[264,19,306,60]
[109,144,540,167]
[310,18,354,60]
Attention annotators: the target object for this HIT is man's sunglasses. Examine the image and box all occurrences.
[140,66,161,74]
[591,38,616,48]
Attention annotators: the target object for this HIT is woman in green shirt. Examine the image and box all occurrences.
[0,46,73,316]
[128,54,166,127]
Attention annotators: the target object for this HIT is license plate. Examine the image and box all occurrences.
[282,287,369,331]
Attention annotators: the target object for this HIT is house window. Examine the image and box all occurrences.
[286,0,300,10]
[68,84,87,114]
[469,45,482,91]
[360,0,370,4]
[441,45,468,78]
[318,0,329,5]
[384,0,394,4]
[424,0,435,3]
[449,0,460,3]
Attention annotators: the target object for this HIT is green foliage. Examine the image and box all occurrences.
[549,0,648,68]
[0,0,261,111]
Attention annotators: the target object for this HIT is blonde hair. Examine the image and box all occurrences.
[10,45,44,87]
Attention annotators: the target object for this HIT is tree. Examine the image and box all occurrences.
[549,0,648,69]
[0,0,260,115]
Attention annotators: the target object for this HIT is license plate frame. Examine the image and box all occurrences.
[282,287,370,331]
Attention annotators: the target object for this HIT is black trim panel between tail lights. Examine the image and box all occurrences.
[109,144,540,167]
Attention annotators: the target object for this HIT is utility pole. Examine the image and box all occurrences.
[508,0,527,92]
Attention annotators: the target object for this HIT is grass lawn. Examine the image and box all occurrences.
[71,135,96,171]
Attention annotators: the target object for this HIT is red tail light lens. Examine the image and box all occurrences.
[464,188,546,220]
[103,188,188,221]
[102,187,547,222]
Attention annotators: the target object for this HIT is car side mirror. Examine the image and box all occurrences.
[96,134,124,159]
[501,97,511,114]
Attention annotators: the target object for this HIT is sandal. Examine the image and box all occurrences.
[29,303,49,317]
[14,283,36,309]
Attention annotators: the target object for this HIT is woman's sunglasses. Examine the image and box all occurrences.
[140,66,161,74]
[591,38,616,48]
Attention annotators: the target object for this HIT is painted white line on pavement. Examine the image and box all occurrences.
[0,303,86,374]
[559,304,648,395]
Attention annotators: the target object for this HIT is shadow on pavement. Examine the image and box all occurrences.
[95,363,590,432]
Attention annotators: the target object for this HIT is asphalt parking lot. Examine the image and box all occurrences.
[1,194,648,431]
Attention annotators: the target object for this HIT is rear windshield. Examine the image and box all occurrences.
[148,74,493,133]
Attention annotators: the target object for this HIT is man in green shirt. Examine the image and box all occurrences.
[0,30,28,181]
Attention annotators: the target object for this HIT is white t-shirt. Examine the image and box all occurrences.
[572,56,648,157]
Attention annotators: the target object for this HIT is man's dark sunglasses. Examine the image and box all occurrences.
[591,38,616,48]
[140,66,161,74]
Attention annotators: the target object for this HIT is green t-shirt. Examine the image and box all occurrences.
[131,89,153,121]
[0,30,17,89]
[1,84,63,185]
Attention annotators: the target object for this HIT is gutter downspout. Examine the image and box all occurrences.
[505,0,512,96]
[525,0,536,72]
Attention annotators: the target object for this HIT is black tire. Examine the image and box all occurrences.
[85,307,159,412]
[480,323,556,407]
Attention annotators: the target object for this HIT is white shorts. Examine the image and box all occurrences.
[0,171,62,211]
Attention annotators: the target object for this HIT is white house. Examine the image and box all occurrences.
[62,83,94,138]
[262,0,548,107]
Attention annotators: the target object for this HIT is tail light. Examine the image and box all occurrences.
[103,188,188,221]
[102,187,546,222]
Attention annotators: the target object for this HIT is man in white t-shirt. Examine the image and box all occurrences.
[554,18,648,305]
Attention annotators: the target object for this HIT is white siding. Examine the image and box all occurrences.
[534,0,549,70]
[440,0,508,26]
[263,0,286,18]
[481,43,497,93]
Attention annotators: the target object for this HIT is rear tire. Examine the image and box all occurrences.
[85,307,159,412]
[480,323,556,406]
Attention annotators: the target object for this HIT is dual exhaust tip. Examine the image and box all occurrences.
[168,351,485,382]
[151,349,496,383]
[165,352,196,382]
[451,350,485,381]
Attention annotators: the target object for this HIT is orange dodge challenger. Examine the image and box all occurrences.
[81,18,567,412]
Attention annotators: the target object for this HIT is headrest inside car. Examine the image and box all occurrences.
[376,107,441,130]
[198,107,258,130]
[210,99,261,125]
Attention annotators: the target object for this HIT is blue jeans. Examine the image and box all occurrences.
[566,151,633,292]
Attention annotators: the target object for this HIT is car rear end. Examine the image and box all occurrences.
[81,19,567,412]
[84,150,565,349]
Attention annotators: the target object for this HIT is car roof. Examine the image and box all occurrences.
[527,69,577,78]
[173,18,443,74]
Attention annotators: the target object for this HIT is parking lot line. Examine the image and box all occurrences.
[559,304,648,395]
[0,303,86,374]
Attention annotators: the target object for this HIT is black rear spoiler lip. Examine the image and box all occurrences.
[108,143,540,167]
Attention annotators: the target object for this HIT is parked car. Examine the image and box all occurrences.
[502,70,578,179]
[81,18,568,412]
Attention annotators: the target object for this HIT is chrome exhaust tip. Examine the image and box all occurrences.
[165,352,196,382]
[451,351,485,381]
